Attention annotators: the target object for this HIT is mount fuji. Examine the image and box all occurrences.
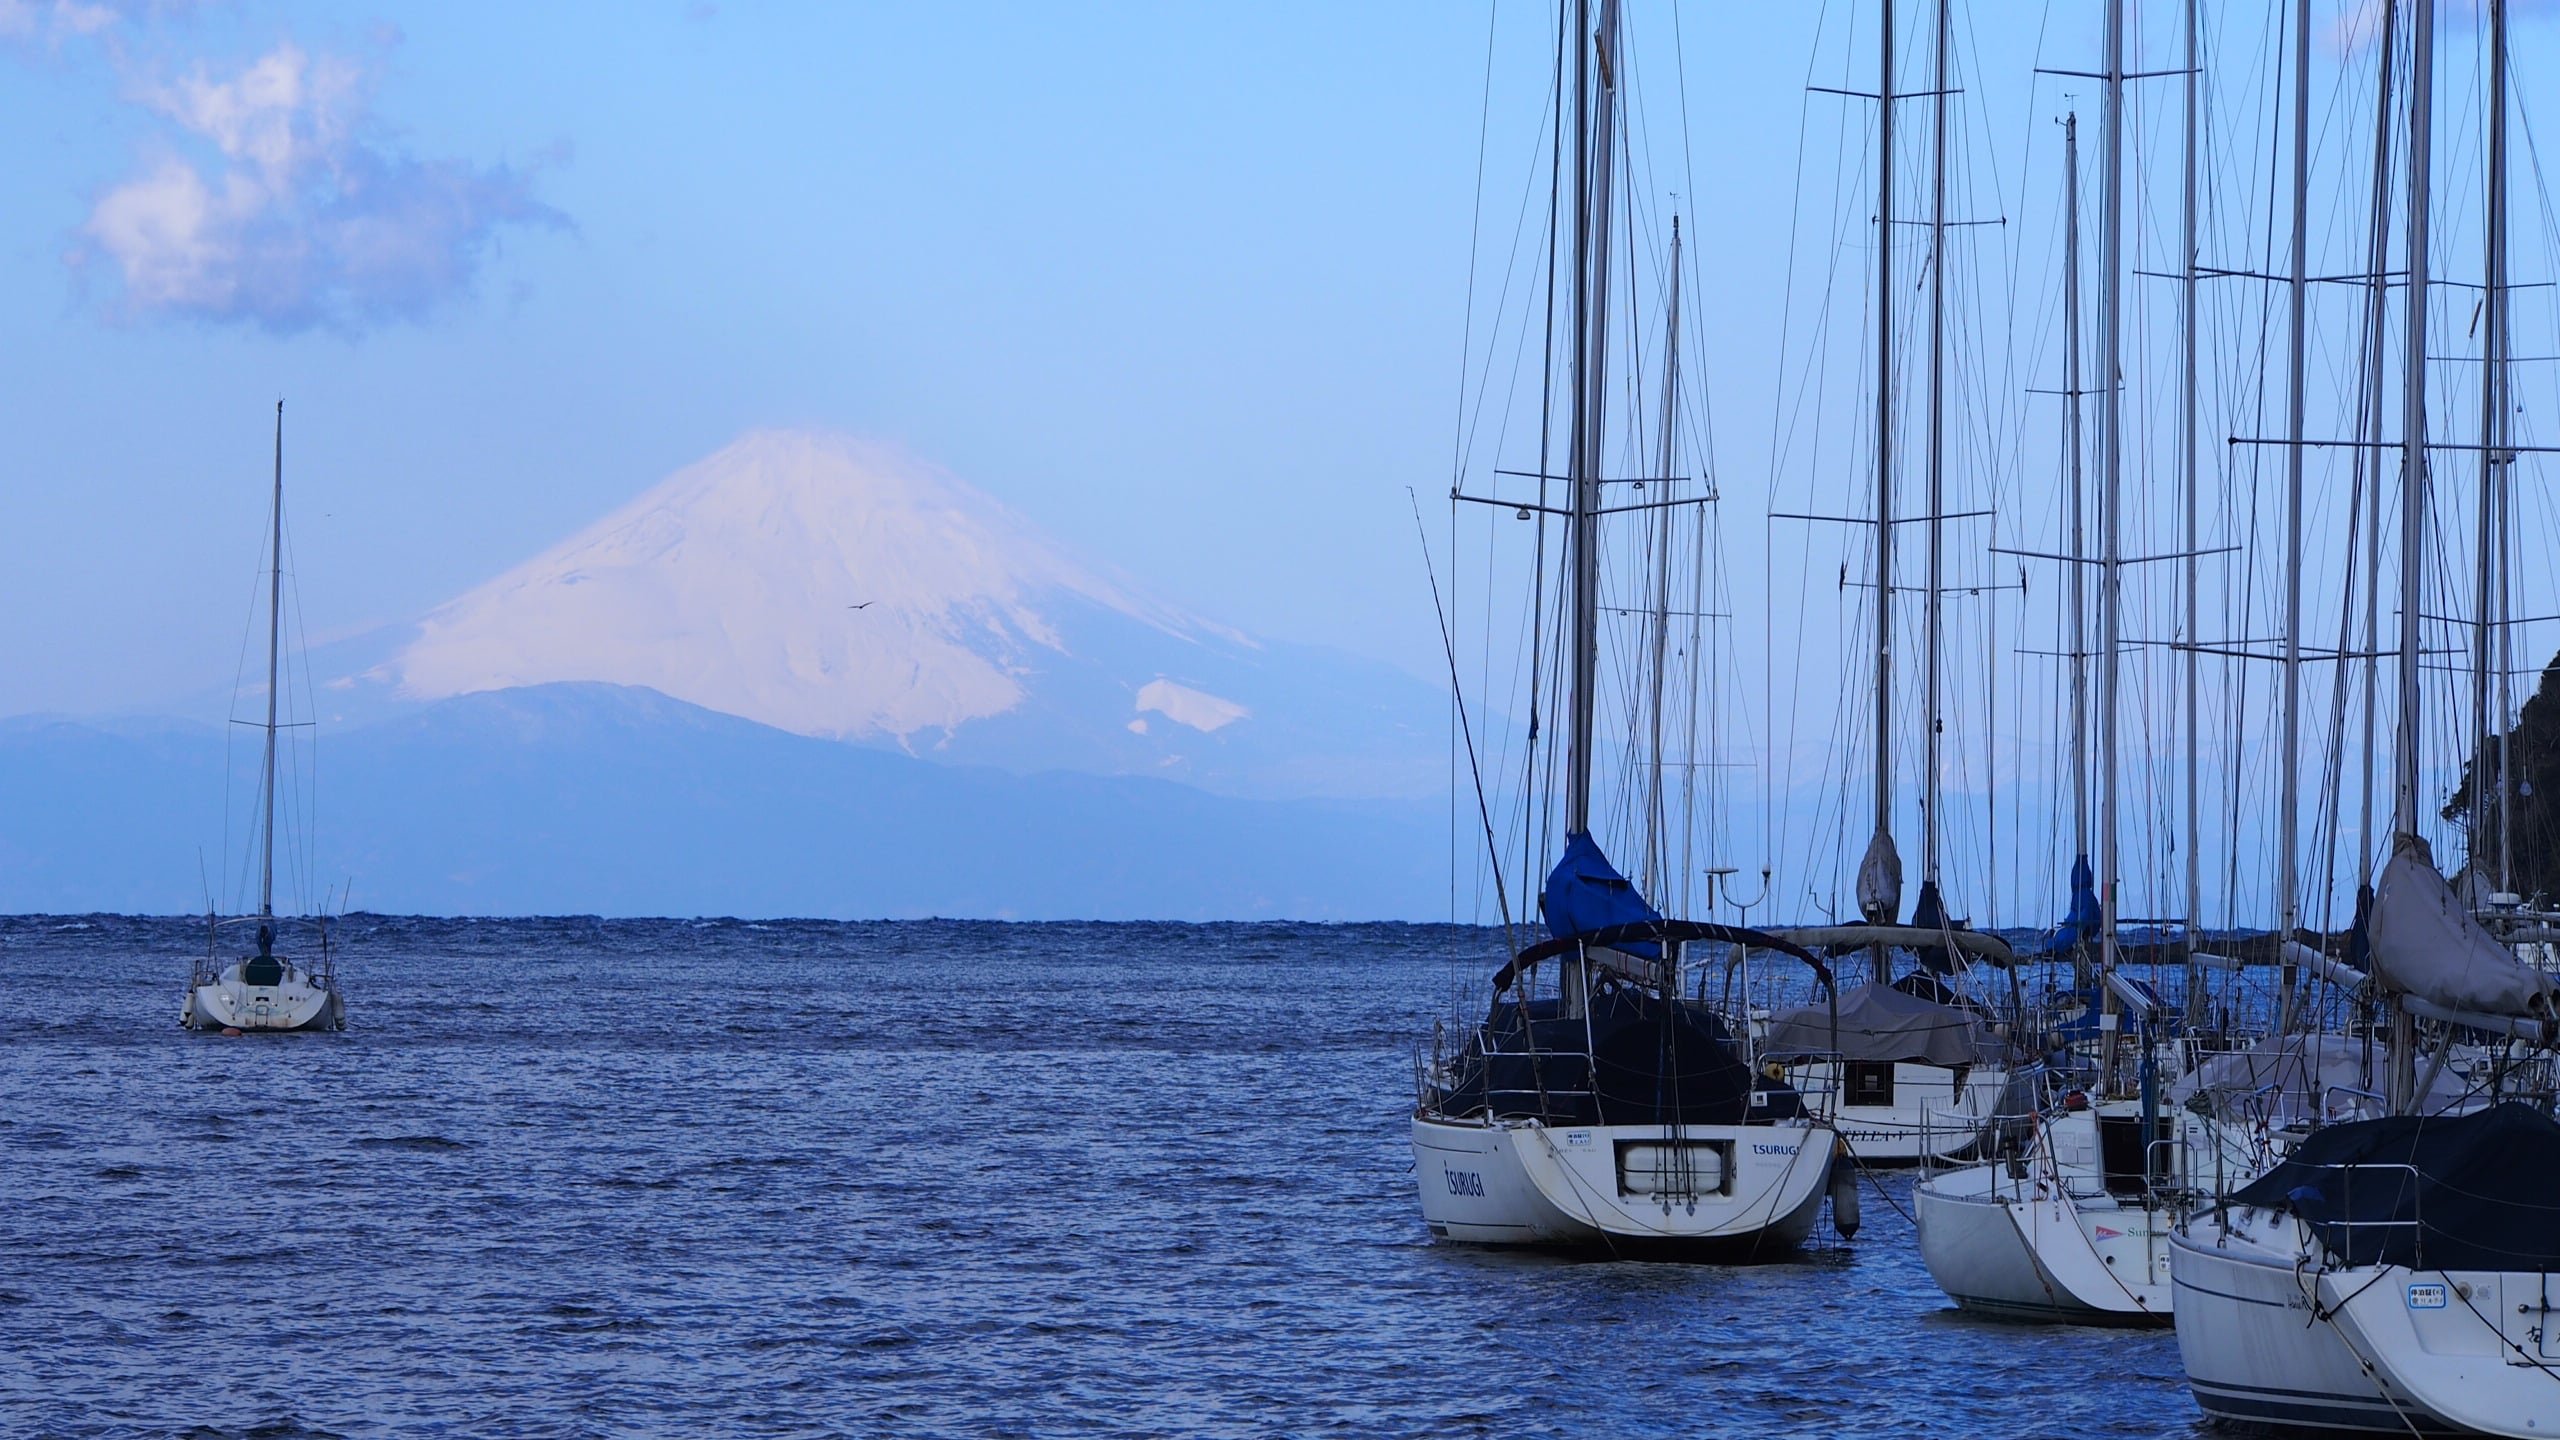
[341,430,1441,802]
[2,431,1455,918]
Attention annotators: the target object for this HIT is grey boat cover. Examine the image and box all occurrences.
[2368,837,2560,1018]
[1855,828,1902,924]
[1762,980,1992,1066]
[2165,1032,2471,1124]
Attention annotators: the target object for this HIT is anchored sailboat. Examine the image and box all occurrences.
[1410,0,1841,1254]
[181,402,345,1036]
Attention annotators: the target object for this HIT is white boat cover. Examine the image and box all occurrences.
[2164,1032,2470,1124]
[2368,836,2559,1018]
[1762,980,1994,1066]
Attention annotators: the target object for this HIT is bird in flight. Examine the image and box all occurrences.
[848,602,874,610]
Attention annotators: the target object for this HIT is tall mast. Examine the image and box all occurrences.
[2179,0,2202,1003]
[2277,0,2310,1025]
[1862,0,1901,925]
[1563,0,1620,839]
[2094,0,2126,1068]
[2064,114,2089,880]
[2394,0,2431,853]
[2355,3,2400,915]
[1645,216,1684,893]
[2388,0,2434,1114]
[260,400,283,923]
[2471,0,2509,889]
[1919,0,1948,909]
[2494,0,2514,895]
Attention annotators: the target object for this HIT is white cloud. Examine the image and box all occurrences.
[1,1,202,56]
[76,40,561,333]
[0,0,120,44]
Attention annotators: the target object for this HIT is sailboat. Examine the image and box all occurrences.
[2166,854,2560,1431]
[1410,0,1842,1254]
[181,402,345,1036]
[1758,926,2021,1165]
[2169,3,2560,1431]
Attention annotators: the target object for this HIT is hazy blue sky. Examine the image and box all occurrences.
[10,0,2560,932]
[0,0,2015,718]
[0,1,1517,713]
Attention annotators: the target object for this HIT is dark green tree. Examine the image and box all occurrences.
[2443,649,2560,904]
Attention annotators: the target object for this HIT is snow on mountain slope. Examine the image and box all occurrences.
[379,430,1444,799]
[395,430,1242,741]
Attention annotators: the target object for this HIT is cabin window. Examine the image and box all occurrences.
[1846,1060,1896,1107]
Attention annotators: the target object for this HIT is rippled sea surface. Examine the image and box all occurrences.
[1,916,2207,1438]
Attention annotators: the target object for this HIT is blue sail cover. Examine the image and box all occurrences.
[1541,831,1664,958]
[2045,853,2102,954]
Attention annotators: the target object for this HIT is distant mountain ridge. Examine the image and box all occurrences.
[0,683,1444,919]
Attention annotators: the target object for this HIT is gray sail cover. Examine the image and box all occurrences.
[2165,1032,2471,1124]
[2368,838,2560,1018]
[1855,829,1902,924]
[1762,981,1992,1066]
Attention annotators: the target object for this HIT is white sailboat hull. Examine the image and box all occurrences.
[2314,1265,2560,1437]
[1913,1161,2172,1324]
[1412,1112,1835,1252]
[1830,1104,1995,1164]
[182,960,343,1033]
[2168,1212,2452,1433]
[1787,1061,2010,1164]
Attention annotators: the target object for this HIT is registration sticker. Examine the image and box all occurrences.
[2407,1284,2448,1310]
[1565,1131,1593,1147]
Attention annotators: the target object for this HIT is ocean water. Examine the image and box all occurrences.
[1,916,2201,1438]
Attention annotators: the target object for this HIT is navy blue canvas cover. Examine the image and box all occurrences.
[1542,831,1665,957]
[1909,878,1955,974]
[2046,854,2103,955]
[2230,1102,2560,1271]
[1439,988,1805,1127]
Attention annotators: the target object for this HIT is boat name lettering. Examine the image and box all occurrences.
[1749,1144,1799,1156]
[1444,1169,1486,1198]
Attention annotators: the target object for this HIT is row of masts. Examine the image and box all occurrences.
[2043,0,2520,1112]
[1534,1,2521,1064]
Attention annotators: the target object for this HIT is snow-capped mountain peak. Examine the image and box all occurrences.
[367,428,1441,800]
[393,429,1242,742]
